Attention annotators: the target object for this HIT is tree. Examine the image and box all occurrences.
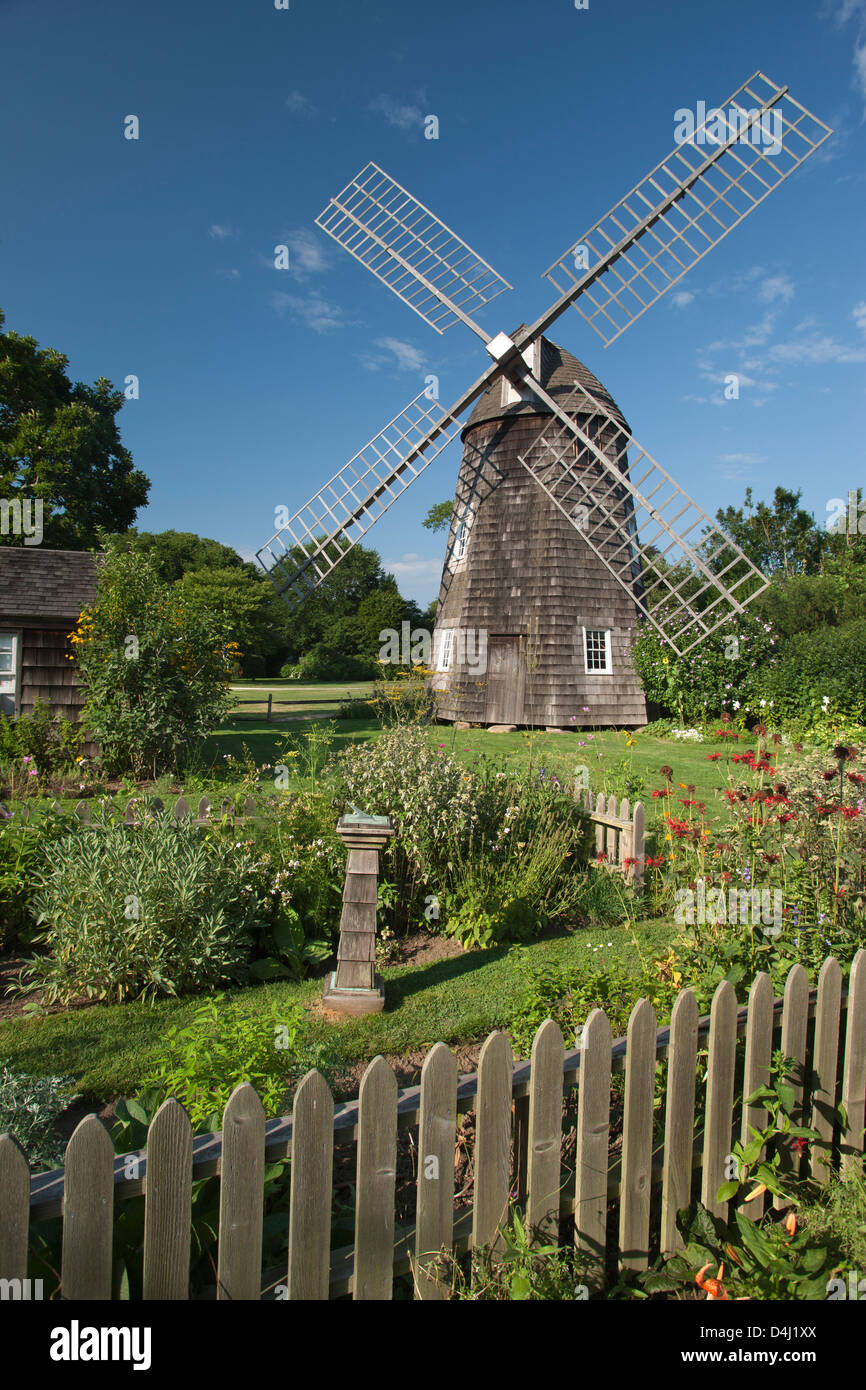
[176,567,276,667]
[422,500,453,534]
[0,309,149,548]
[71,545,234,778]
[109,529,253,583]
[715,487,828,578]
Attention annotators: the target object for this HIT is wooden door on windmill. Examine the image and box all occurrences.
[483,636,525,725]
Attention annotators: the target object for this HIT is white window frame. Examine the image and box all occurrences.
[454,519,469,561]
[438,628,455,672]
[583,627,612,675]
[0,631,20,718]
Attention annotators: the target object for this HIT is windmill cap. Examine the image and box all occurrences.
[462,329,629,438]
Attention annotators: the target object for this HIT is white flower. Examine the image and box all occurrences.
[733,700,740,710]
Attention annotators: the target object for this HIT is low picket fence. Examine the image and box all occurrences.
[3,951,863,1300]
[575,787,646,885]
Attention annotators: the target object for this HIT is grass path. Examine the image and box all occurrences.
[0,918,674,1102]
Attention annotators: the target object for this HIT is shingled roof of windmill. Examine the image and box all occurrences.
[462,329,630,437]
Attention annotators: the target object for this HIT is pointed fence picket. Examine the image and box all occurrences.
[5,951,865,1301]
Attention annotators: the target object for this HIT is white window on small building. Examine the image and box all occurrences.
[438,628,455,672]
[583,627,612,675]
[454,519,469,561]
[0,633,18,717]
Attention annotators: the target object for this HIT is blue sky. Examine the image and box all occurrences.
[2,0,865,605]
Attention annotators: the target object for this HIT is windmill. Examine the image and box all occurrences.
[256,73,831,729]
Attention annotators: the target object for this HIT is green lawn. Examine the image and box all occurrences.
[0,916,674,1102]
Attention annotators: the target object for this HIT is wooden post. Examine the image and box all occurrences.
[322,813,395,1016]
[267,693,272,723]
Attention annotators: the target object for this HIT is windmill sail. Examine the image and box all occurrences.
[538,72,832,347]
[257,391,462,606]
[315,162,512,339]
[517,374,768,655]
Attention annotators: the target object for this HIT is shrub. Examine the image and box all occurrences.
[339,724,592,935]
[295,643,378,682]
[0,810,74,951]
[0,700,85,782]
[22,807,269,1003]
[70,545,234,778]
[761,619,866,729]
[0,1066,76,1172]
[630,614,777,726]
[141,993,337,1127]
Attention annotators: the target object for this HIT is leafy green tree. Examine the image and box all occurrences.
[176,567,276,667]
[0,309,149,548]
[71,545,234,778]
[715,487,828,577]
[422,500,453,534]
[109,529,253,583]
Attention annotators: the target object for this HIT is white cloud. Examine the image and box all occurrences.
[360,337,427,373]
[717,451,765,480]
[218,268,241,281]
[853,301,866,333]
[383,554,442,587]
[208,224,235,240]
[671,290,695,309]
[271,290,347,333]
[282,227,330,276]
[371,94,424,131]
[758,274,794,305]
[285,90,316,116]
[767,332,866,365]
[831,0,866,102]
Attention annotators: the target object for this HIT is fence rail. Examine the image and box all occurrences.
[4,951,864,1299]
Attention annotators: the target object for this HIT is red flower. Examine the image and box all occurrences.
[706,753,722,761]
[596,851,609,862]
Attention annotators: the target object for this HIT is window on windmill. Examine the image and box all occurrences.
[454,520,469,560]
[438,628,455,672]
[584,627,612,675]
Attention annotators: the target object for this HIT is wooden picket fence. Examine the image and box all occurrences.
[575,786,646,886]
[3,951,864,1300]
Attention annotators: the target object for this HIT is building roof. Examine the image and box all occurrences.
[0,548,98,621]
[462,329,629,437]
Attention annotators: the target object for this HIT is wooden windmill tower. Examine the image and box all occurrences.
[256,74,831,729]
[431,330,647,728]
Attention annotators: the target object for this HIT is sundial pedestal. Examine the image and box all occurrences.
[322,813,395,1018]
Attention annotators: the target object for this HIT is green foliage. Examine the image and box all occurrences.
[508,951,675,1058]
[0,700,84,778]
[0,308,149,549]
[760,619,866,728]
[0,807,76,950]
[421,499,453,534]
[22,808,268,1004]
[294,642,378,682]
[107,529,253,584]
[141,993,334,1127]
[0,1065,76,1171]
[71,544,234,777]
[642,1054,839,1300]
[715,486,834,577]
[630,613,777,725]
[339,723,593,936]
[441,1206,591,1300]
[175,566,276,668]
[241,787,344,975]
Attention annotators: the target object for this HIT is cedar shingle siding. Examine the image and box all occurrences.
[0,549,98,721]
[432,334,648,728]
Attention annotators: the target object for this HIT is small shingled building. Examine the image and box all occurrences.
[0,548,97,721]
[431,332,648,729]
